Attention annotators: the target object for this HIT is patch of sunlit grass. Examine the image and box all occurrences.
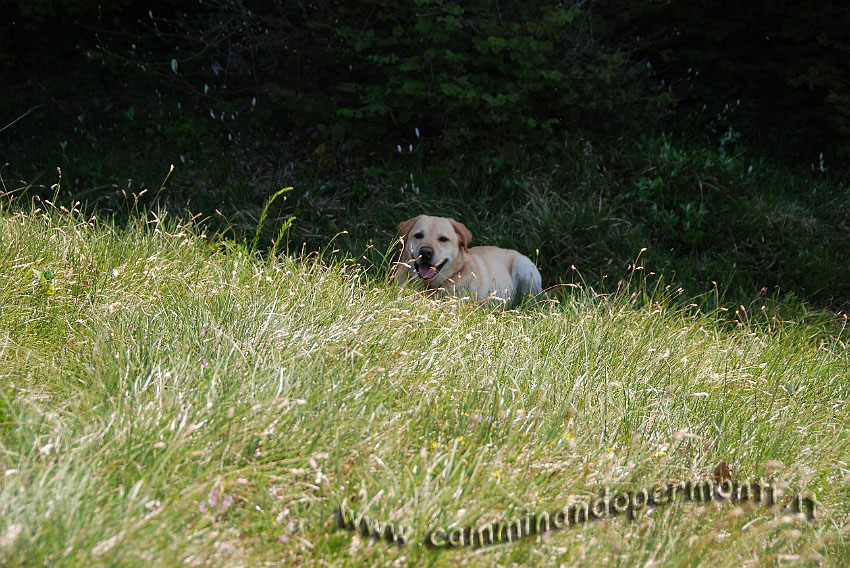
[0,197,848,565]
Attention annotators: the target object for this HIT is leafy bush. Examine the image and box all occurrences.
[319,1,666,167]
[631,134,733,249]
[84,0,669,170]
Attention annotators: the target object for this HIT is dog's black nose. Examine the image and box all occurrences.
[419,247,434,262]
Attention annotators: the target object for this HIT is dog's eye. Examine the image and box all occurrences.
[438,236,449,242]
[413,232,424,239]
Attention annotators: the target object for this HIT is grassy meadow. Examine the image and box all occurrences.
[4,4,850,564]
[1,194,848,566]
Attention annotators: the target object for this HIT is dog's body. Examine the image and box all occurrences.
[394,215,543,302]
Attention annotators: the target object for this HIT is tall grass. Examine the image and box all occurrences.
[0,197,848,566]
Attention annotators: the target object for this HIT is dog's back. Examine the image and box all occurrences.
[466,246,542,301]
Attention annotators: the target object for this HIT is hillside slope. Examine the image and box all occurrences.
[1,202,848,566]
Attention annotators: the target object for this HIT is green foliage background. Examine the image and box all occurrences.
[2,0,849,308]
[5,0,848,162]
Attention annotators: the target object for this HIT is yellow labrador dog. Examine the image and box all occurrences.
[394,215,542,302]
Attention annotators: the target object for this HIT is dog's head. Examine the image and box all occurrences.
[396,215,472,287]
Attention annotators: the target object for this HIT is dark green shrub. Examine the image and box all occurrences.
[84,0,669,170]
[320,1,667,167]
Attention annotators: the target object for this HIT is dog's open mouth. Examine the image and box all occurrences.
[414,259,448,280]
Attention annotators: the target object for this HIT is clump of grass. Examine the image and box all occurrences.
[0,197,848,565]
[250,186,295,258]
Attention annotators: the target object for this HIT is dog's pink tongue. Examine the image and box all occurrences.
[417,264,437,279]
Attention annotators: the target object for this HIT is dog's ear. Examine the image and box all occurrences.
[450,219,472,250]
[397,216,421,243]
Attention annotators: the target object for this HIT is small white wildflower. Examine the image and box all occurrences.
[415,127,420,138]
